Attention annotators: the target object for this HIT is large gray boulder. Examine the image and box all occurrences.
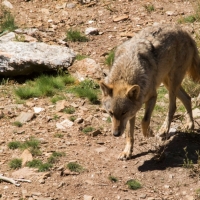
[0,41,76,76]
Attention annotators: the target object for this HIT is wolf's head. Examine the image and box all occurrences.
[100,81,142,137]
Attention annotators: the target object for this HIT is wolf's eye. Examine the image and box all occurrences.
[122,111,127,116]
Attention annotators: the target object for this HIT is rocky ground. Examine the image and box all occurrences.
[1,0,200,200]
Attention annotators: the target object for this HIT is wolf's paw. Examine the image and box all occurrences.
[118,151,131,160]
[185,121,194,130]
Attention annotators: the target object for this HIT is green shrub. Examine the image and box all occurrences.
[67,162,84,173]
[8,141,21,150]
[69,79,100,104]
[82,126,95,133]
[38,163,53,172]
[0,9,18,33]
[9,158,22,169]
[126,179,142,190]
[13,121,23,127]
[15,74,75,99]
[108,175,118,182]
[65,29,88,42]
[26,159,43,168]
[105,50,115,67]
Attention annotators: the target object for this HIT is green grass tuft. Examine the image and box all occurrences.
[26,159,43,168]
[105,50,115,67]
[65,29,88,42]
[0,9,18,33]
[38,163,53,172]
[9,158,22,169]
[8,141,21,150]
[13,121,23,127]
[63,106,75,114]
[15,74,75,100]
[82,126,95,133]
[54,133,64,138]
[126,179,142,190]
[108,175,118,182]
[75,54,88,60]
[51,95,65,104]
[67,162,84,173]
[68,79,100,104]
[143,4,155,13]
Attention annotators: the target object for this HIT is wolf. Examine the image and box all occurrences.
[100,25,200,160]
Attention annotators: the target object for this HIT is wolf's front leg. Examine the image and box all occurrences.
[118,117,135,160]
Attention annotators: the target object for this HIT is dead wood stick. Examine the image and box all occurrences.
[0,174,20,187]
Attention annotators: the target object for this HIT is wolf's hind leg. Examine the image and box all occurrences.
[177,86,194,130]
[142,95,157,137]
[158,79,177,137]
[118,117,135,160]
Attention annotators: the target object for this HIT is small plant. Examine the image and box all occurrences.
[108,175,118,183]
[54,133,64,138]
[0,78,9,85]
[0,9,18,33]
[26,159,43,168]
[51,95,65,104]
[143,4,155,13]
[38,163,53,172]
[13,121,23,127]
[9,158,22,169]
[15,74,75,99]
[63,106,75,114]
[68,79,100,104]
[53,114,60,120]
[106,116,112,123]
[69,116,76,122]
[65,29,88,42]
[20,137,41,156]
[105,50,115,67]
[8,141,21,150]
[196,188,200,199]
[67,162,84,173]
[75,54,88,60]
[126,179,142,190]
[47,151,65,164]
[82,126,95,133]
[183,146,194,168]
[15,34,25,42]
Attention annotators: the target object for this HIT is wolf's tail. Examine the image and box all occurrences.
[188,41,200,83]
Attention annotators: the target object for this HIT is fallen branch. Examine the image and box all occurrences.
[0,174,20,187]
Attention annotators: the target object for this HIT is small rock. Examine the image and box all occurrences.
[85,27,99,35]
[113,15,129,22]
[193,108,200,118]
[20,149,33,166]
[0,32,16,42]
[139,194,147,199]
[84,195,94,200]
[56,119,74,129]
[66,3,76,8]
[33,107,45,114]
[42,172,51,179]
[164,185,170,189]
[75,117,84,124]
[2,0,13,9]
[38,179,45,184]
[15,112,35,123]
[61,169,79,176]
[90,130,102,137]
[165,11,176,16]
[56,100,68,112]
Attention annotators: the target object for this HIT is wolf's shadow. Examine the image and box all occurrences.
[135,131,200,172]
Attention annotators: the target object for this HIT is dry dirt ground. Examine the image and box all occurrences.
[1,0,200,200]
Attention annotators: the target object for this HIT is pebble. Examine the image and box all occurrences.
[84,195,94,200]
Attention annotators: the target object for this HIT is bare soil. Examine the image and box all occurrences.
[1,0,200,200]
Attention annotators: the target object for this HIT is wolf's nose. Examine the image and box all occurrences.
[113,130,121,137]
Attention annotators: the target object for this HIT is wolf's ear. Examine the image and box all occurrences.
[99,81,113,97]
[126,85,140,100]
